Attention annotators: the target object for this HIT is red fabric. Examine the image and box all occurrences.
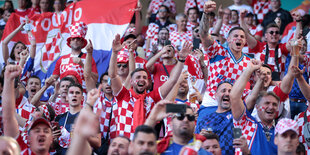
[152,63,175,90]
[130,89,147,130]
[272,84,289,102]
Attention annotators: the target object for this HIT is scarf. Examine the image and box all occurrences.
[130,89,147,130]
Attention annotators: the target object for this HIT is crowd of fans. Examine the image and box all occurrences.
[1,0,310,154]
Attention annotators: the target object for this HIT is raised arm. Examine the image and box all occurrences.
[146,45,170,73]
[199,1,216,49]
[108,34,124,95]
[123,41,136,89]
[28,31,36,59]
[3,65,22,138]
[293,67,310,101]
[30,77,55,107]
[144,100,171,128]
[159,42,192,99]
[212,5,223,35]
[239,9,257,49]
[165,71,188,102]
[230,60,262,120]
[84,40,97,91]
[245,70,265,110]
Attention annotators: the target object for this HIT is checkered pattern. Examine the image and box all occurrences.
[220,23,239,39]
[249,25,262,36]
[184,0,208,12]
[115,86,162,140]
[185,55,204,80]
[93,93,118,139]
[69,22,87,38]
[146,23,177,43]
[205,41,252,100]
[281,22,296,44]
[21,148,36,155]
[148,0,176,14]
[169,30,193,49]
[17,97,36,120]
[59,126,71,148]
[39,105,50,121]
[251,41,289,73]
[295,109,310,153]
[49,98,70,115]
[125,27,136,35]
[117,51,129,63]
[186,21,198,31]
[41,31,62,72]
[275,118,298,135]
[252,0,271,23]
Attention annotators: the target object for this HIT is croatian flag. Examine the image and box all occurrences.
[1,0,137,99]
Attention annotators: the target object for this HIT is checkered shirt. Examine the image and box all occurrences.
[148,0,176,14]
[252,0,271,23]
[184,0,208,12]
[93,93,118,140]
[251,40,289,73]
[49,98,70,115]
[17,97,36,120]
[249,25,263,36]
[185,55,204,79]
[21,148,40,155]
[295,109,310,154]
[205,41,252,100]
[220,23,239,39]
[169,30,193,49]
[281,21,296,44]
[115,86,162,140]
[186,21,198,31]
[146,23,177,42]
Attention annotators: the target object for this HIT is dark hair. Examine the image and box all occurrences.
[4,0,14,12]
[158,5,170,14]
[231,9,239,15]
[261,64,272,72]
[0,75,3,87]
[10,41,26,61]
[60,77,75,85]
[256,91,280,106]
[124,34,137,42]
[158,27,169,34]
[201,132,220,141]
[133,125,157,141]
[111,135,131,143]
[264,23,279,35]
[68,83,83,93]
[45,104,56,121]
[216,80,233,92]
[228,27,245,37]
[130,68,148,78]
[296,142,306,155]
[187,7,199,16]
[99,72,109,83]
[28,75,41,84]
[53,0,66,12]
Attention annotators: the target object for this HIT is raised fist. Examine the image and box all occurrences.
[5,65,22,80]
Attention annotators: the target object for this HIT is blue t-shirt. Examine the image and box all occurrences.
[195,110,234,155]
[161,139,211,155]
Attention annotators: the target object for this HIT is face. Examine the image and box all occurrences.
[4,2,12,10]
[67,86,83,107]
[59,80,71,98]
[188,9,198,23]
[26,78,41,98]
[171,108,195,138]
[223,9,231,23]
[244,16,254,25]
[256,95,279,124]
[124,38,137,51]
[215,83,232,111]
[117,63,129,77]
[28,124,53,153]
[158,29,169,44]
[270,0,281,9]
[70,37,84,51]
[230,11,239,24]
[0,140,20,155]
[31,0,40,5]
[3,10,11,22]
[202,139,222,155]
[101,75,112,95]
[176,16,187,31]
[178,79,189,95]
[265,27,280,44]
[131,132,157,155]
[160,45,175,59]
[131,71,149,94]
[227,29,246,53]
[53,0,62,12]
[108,137,130,155]
[275,130,299,154]
[18,0,27,9]
[255,66,272,88]
[13,43,26,61]
[158,6,168,19]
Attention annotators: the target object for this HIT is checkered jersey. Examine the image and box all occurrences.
[185,55,204,79]
[250,40,289,73]
[115,86,162,139]
[93,93,118,140]
[148,0,176,14]
[146,23,177,41]
[17,97,36,120]
[205,41,252,100]
[281,21,296,44]
[169,30,193,49]
[184,0,208,12]
[186,21,198,31]
[295,109,310,154]
[49,98,70,115]
[20,57,34,86]
[252,0,271,23]
[220,23,238,39]
[21,148,37,155]
[249,25,263,36]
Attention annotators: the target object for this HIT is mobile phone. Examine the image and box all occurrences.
[166,104,186,114]
[233,127,242,139]
[163,40,171,46]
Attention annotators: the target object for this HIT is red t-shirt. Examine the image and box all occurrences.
[152,63,175,90]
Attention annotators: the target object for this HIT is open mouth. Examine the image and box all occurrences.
[38,137,46,144]
[222,96,230,102]
[31,89,36,93]
[72,99,77,102]
[236,42,241,46]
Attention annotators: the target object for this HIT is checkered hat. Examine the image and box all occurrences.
[117,51,129,63]
[275,118,299,135]
[67,22,88,48]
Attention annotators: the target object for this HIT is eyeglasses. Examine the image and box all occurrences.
[268,31,280,35]
[159,9,167,13]
[117,64,128,68]
[174,113,196,122]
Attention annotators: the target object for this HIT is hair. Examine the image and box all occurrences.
[37,104,56,121]
[130,68,148,78]
[0,136,21,155]
[99,72,109,83]
[264,23,279,35]
[261,64,272,73]
[187,7,199,16]
[231,9,239,15]
[158,5,170,14]
[60,77,75,85]
[68,83,83,93]
[216,80,233,92]
[53,0,66,12]
[255,91,280,106]
[111,135,131,143]
[10,41,26,60]
[133,125,157,141]
[0,75,3,87]
[123,34,137,42]
[175,13,187,21]
[227,27,245,37]
[209,11,215,17]
[158,27,170,34]
[4,0,15,12]
[28,75,41,84]
[201,132,220,141]
[296,142,306,155]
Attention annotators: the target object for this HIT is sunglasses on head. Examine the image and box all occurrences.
[117,64,128,68]
[174,113,195,122]
[269,31,280,35]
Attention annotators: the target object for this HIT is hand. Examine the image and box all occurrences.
[128,39,137,53]
[134,0,142,12]
[160,45,174,55]
[86,84,102,106]
[147,100,172,122]
[192,49,204,62]
[178,71,189,83]
[19,48,29,60]
[189,86,202,103]
[52,125,61,140]
[4,65,22,80]
[248,59,262,71]
[112,34,124,53]
[203,1,216,13]
[239,9,247,20]
[28,33,36,45]
[18,22,26,31]
[45,77,56,87]
[74,110,99,138]
[289,38,303,56]
[151,43,158,53]
[291,66,305,79]
[85,40,93,53]
[179,41,193,60]
[72,57,82,64]
[217,4,224,17]
[233,136,250,154]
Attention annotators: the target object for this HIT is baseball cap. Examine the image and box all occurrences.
[275,118,298,135]
[28,117,52,133]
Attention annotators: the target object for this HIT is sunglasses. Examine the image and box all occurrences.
[269,31,280,35]
[159,9,167,13]
[117,64,128,68]
[174,113,195,122]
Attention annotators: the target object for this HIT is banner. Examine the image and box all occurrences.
[1,0,137,99]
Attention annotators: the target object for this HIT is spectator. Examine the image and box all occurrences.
[3,0,14,12]
[107,136,130,155]
[281,9,305,44]
[39,0,52,13]
[184,0,208,15]
[129,125,157,155]
[0,136,21,155]
[170,13,193,50]
[15,0,31,17]
[146,0,176,23]
[261,0,293,34]
[146,27,170,60]
[200,132,222,155]
[228,0,253,14]
[186,7,199,31]
[241,12,263,42]
[53,0,65,13]
[247,0,271,24]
